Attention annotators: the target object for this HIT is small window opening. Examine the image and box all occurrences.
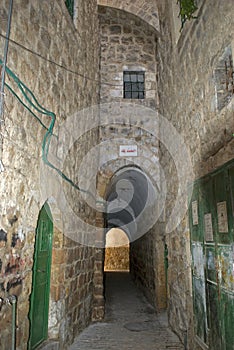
[123,71,145,99]
[214,46,234,111]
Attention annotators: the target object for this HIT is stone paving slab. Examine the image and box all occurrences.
[69,272,184,350]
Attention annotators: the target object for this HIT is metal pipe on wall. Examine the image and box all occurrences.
[0,295,17,350]
[0,0,13,173]
[0,0,13,120]
[11,295,17,350]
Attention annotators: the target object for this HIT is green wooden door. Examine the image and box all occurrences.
[28,204,53,349]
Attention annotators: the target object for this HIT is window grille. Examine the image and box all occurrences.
[123,71,145,99]
[214,46,234,111]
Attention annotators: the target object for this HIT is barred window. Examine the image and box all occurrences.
[214,46,234,111]
[123,71,145,99]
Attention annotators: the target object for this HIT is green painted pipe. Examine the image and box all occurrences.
[0,0,13,120]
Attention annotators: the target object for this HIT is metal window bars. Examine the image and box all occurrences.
[225,55,234,95]
[123,71,145,99]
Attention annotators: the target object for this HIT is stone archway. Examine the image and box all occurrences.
[97,0,160,31]
[97,163,167,311]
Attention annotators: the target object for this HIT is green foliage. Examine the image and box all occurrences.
[177,0,198,28]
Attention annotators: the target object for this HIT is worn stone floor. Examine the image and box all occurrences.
[68,271,184,350]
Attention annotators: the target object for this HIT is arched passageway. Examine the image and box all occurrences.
[102,166,167,311]
[105,167,158,242]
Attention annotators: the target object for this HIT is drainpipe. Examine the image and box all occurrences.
[184,329,188,350]
[0,295,17,350]
[0,0,13,118]
[10,295,17,350]
[0,0,13,172]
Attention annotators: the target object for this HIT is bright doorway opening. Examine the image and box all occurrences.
[104,228,129,272]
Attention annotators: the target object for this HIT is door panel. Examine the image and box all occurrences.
[220,291,234,350]
[189,183,201,242]
[213,170,232,245]
[207,282,222,349]
[190,160,234,350]
[190,181,208,345]
[28,204,53,350]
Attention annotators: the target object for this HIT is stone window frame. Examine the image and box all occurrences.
[214,45,234,111]
[122,66,146,100]
[123,71,145,100]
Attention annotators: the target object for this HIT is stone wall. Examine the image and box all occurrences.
[97,4,159,207]
[130,231,156,305]
[0,0,100,348]
[105,246,129,271]
[98,5,163,313]
[156,0,234,347]
[97,3,159,224]
[99,5,158,107]
[130,223,168,311]
[97,0,160,31]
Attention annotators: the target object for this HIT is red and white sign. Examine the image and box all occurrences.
[119,145,138,157]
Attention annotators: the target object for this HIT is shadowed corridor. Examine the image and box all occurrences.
[69,272,183,350]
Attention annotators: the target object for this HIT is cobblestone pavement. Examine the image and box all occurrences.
[69,272,184,350]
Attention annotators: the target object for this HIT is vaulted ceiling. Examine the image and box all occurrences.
[97,0,160,31]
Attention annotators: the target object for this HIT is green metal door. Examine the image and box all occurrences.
[213,167,234,350]
[189,181,208,345]
[189,160,234,350]
[28,204,53,349]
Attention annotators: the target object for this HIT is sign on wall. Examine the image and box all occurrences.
[192,200,199,225]
[217,201,229,233]
[204,213,214,241]
[119,145,138,157]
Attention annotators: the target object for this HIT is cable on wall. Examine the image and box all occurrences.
[0,58,104,204]
[0,0,13,173]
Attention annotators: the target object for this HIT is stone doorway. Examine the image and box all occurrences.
[104,228,130,272]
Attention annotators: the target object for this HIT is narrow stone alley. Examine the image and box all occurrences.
[0,1,233,349]
[69,272,184,350]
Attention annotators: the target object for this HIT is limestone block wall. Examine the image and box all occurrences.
[130,223,168,311]
[105,246,129,271]
[98,5,159,197]
[97,0,160,31]
[99,5,158,107]
[98,6,162,308]
[130,231,156,304]
[98,4,159,213]
[156,0,234,347]
[0,0,100,348]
